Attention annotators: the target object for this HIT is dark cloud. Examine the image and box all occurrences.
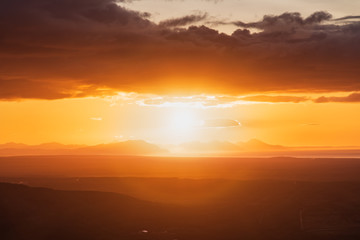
[315,93,360,103]
[304,11,333,24]
[0,1,360,100]
[231,11,334,43]
[233,11,332,29]
[0,78,115,100]
[0,79,72,100]
[242,95,309,103]
[334,16,360,21]
[159,13,207,27]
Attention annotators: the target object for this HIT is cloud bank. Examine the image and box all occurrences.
[315,93,360,103]
[1,0,360,100]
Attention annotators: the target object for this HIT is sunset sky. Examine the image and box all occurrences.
[1,0,360,147]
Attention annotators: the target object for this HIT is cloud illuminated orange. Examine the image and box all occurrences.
[0,0,360,100]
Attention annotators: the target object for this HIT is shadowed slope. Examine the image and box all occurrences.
[2,181,360,240]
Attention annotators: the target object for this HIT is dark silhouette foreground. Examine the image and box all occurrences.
[1,180,360,240]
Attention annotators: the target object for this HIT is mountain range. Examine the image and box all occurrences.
[0,140,167,156]
[1,139,360,157]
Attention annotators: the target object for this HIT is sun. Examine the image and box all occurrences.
[170,110,197,129]
[168,109,201,136]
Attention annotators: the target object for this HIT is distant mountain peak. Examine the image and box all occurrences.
[0,142,29,149]
[0,140,166,156]
[241,139,285,150]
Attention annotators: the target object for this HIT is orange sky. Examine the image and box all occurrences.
[1,94,360,147]
[1,0,360,148]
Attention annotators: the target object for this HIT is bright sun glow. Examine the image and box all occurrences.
[168,109,201,136]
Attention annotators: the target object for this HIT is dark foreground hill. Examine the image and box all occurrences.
[2,181,360,240]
